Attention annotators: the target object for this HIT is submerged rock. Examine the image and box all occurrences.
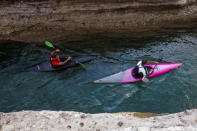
[0,0,196,44]
[0,109,197,131]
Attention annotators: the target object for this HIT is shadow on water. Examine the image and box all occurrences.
[0,28,197,113]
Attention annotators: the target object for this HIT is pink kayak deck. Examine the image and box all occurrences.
[122,63,182,83]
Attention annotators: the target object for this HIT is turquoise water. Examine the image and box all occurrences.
[0,29,197,114]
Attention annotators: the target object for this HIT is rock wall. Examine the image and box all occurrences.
[0,109,197,131]
[0,0,196,44]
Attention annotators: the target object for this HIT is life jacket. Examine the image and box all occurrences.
[50,57,61,67]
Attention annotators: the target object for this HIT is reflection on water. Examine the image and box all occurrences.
[0,29,197,114]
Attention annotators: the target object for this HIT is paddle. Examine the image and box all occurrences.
[45,41,55,48]
[142,64,158,82]
[44,41,86,69]
[142,76,149,82]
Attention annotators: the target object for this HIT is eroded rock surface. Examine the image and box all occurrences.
[0,109,197,131]
[0,0,196,44]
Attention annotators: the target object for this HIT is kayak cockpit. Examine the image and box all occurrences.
[132,66,153,78]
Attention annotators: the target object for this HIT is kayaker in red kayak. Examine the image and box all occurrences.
[50,49,71,67]
[136,59,159,81]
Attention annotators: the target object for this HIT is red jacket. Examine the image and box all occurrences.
[50,57,61,66]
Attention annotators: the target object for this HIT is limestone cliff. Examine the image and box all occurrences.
[0,0,196,44]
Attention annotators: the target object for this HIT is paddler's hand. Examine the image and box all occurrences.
[68,56,72,60]
[56,49,60,52]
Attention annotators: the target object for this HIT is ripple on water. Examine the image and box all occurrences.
[0,30,197,113]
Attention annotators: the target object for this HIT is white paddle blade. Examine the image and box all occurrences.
[142,77,149,82]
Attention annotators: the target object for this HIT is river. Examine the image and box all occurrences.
[0,29,197,114]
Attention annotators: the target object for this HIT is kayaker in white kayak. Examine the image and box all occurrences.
[136,59,159,81]
[50,49,72,67]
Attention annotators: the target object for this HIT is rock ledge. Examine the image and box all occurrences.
[0,109,197,131]
[0,0,197,43]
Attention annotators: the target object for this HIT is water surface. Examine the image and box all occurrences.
[0,29,197,114]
